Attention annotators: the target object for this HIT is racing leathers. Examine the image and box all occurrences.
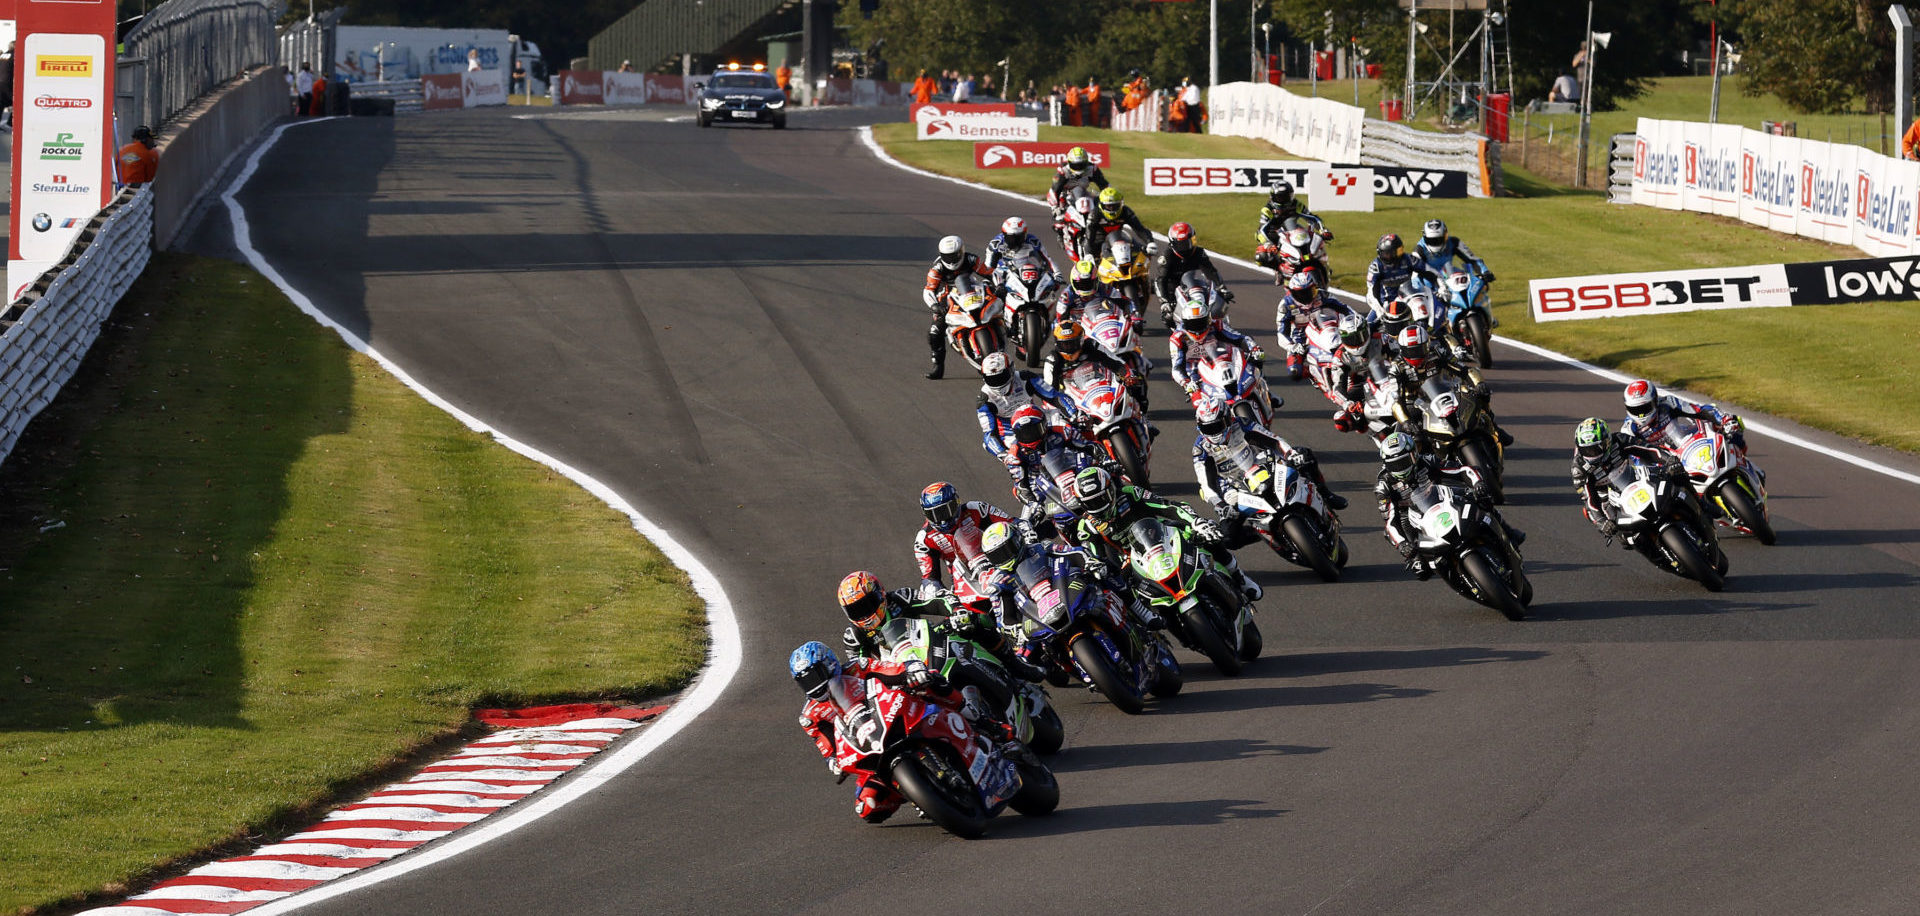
[1375,454,1523,577]
[1622,395,1748,455]
[914,500,1021,587]
[923,252,993,377]
[1048,163,1110,215]
[1366,252,1441,313]
[1169,322,1264,400]
[839,584,1044,726]
[1003,427,1109,518]
[1273,290,1353,362]
[1089,204,1151,258]
[985,231,1061,280]
[1383,349,1515,448]
[1256,201,1329,246]
[1571,434,1701,544]
[977,369,1075,459]
[1192,418,1349,537]
[1415,234,1492,280]
[1153,249,1227,310]
[1044,344,1135,395]
[1069,483,1263,603]
[1322,337,1384,430]
[799,659,993,822]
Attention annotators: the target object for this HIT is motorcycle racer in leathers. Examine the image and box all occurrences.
[1320,312,1381,432]
[1375,432,1525,579]
[1384,326,1515,447]
[836,570,1045,690]
[1255,183,1331,248]
[1192,399,1349,537]
[1089,188,1152,257]
[913,481,1022,585]
[1169,296,1265,403]
[1274,271,1352,379]
[1065,466,1266,603]
[1620,379,1750,457]
[1153,222,1231,322]
[1366,233,1441,314]
[1414,218,1494,282]
[1001,404,1110,517]
[1569,417,1709,545]
[985,216,1062,281]
[1043,316,1136,393]
[923,235,994,379]
[977,352,1075,460]
[1047,146,1110,219]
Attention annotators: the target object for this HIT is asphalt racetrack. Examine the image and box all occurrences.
[201,105,1920,915]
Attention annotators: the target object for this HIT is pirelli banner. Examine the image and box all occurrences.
[1530,254,1920,321]
[1631,117,1920,257]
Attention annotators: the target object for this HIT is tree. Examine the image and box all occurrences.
[1723,0,1894,113]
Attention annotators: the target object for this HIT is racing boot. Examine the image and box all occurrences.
[1495,424,1515,447]
[925,320,947,380]
[1222,554,1263,603]
[1295,451,1349,510]
[1126,595,1168,631]
[1502,520,1527,547]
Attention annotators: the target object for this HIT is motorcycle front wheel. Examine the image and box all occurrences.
[890,743,989,838]
[1718,482,1776,546]
[1007,759,1060,816]
[1028,702,1065,755]
[1281,514,1341,582]
[1461,549,1528,620]
[1023,310,1048,369]
[1465,312,1493,368]
[1182,597,1244,676]
[1660,524,1725,592]
[1071,636,1146,714]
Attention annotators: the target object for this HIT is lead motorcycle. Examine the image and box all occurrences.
[1122,517,1262,675]
[943,274,1006,373]
[875,614,1066,754]
[1055,357,1153,488]
[1255,217,1332,289]
[997,252,1058,369]
[1403,483,1532,620]
[1658,416,1775,545]
[811,671,1057,838]
[1436,269,1495,368]
[1603,459,1730,591]
[1001,546,1181,715]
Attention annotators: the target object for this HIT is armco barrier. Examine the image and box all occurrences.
[150,65,291,250]
[0,188,155,465]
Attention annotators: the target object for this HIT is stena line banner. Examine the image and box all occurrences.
[9,0,117,302]
[1631,117,1920,258]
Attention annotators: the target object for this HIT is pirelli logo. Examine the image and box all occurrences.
[36,56,94,78]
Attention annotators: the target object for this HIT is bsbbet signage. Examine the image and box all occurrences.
[1529,264,1793,322]
[974,142,1109,170]
[10,0,117,302]
[915,112,1038,142]
[1143,159,1390,208]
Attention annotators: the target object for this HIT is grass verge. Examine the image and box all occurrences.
[873,122,1920,453]
[0,253,706,914]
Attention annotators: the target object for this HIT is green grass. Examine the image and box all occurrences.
[875,123,1920,453]
[0,254,706,914]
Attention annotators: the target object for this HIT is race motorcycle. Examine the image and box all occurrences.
[875,614,1066,754]
[812,672,1057,838]
[1255,216,1332,287]
[997,252,1059,369]
[1402,483,1532,620]
[1217,450,1349,582]
[1190,337,1277,430]
[943,273,1006,374]
[1657,415,1775,545]
[1357,358,1404,438]
[1436,269,1496,369]
[1056,358,1153,488]
[1057,191,1099,263]
[1074,294,1152,409]
[1001,546,1182,715]
[1297,303,1359,396]
[1394,374,1506,504]
[1121,517,1262,675]
[1167,270,1232,329]
[1097,238,1152,315]
[1004,438,1103,537]
[1602,459,1731,591]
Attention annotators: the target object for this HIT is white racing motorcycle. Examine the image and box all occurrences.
[1403,483,1532,620]
[1220,452,1349,582]
[1659,416,1774,545]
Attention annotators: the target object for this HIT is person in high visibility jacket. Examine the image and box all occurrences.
[1064,83,1083,126]
[1122,69,1149,112]
[912,69,936,105]
[1085,78,1105,127]
[1903,117,1920,161]
[776,62,793,99]
[118,125,159,185]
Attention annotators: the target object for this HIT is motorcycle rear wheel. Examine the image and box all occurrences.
[1108,432,1150,488]
[1071,637,1146,714]
[1660,524,1725,592]
[1231,400,1263,429]
[890,744,988,839]
[1237,618,1264,662]
[1718,483,1776,546]
[1461,549,1528,620]
[1282,514,1341,582]
[1028,703,1066,755]
[1465,312,1494,369]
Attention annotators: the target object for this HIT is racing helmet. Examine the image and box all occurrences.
[1338,312,1371,352]
[1176,295,1211,333]
[1286,270,1320,305]
[837,570,889,635]
[1070,466,1120,519]
[1054,318,1086,360]
[921,481,963,531]
[789,641,842,698]
[937,235,966,269]
[1010,405,1048,449]
[1624,379,1658,419]
[1168,222,1196,255]
[1574,417,1615,470]
[1397,325,1431,370]
[1070,259,1098,294]
[1380,297,1413,338]
[1268,182,1296,210]
[1423,218,1448,246]
[1379,431,1419,480]
[1098,187,1124,218]
[1001,216,1028,250]
[1377,233,1404,260]
[1066,145,1091,173]
[981,351,1014,390]
[981,521,1021,569]
[1195,398,1229,438]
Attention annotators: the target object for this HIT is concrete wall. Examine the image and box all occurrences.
[151,66,290,250]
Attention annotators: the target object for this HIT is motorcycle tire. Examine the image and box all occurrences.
[1149,640,1184,697]
[1461,549,1528,620]
[1718,483,1776,546]
[1660,525,1725,592]
[1183,599,1244,676]
[890,743,989,839]
[1028,703,1066,755]
[1465,312,1494,369]
[1023,310,1048,369]
[1458,440,1505,505]
[1237,618,1264,662]
[1332,535,1351,568]
[1008,760,1061,816]
[1044,665,1071,689]
[1071,637,1146,714]
[1282,515,1341,582]
[1109,433,1150,489]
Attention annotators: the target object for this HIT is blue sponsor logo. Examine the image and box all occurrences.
[1800,160,1850,220]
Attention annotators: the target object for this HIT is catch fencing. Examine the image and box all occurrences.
[0,188,155,464]
[121,0,280,131]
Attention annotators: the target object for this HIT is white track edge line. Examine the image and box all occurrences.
[856,125,1920,488]
[219,118,744,914]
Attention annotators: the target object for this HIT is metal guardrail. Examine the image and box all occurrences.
[122,0,282,131]
[351,79,423,112]
[588,0,797,72]
[0,188,156,465]
[1608,133,1636,204]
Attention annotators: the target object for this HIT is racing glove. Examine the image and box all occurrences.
[1394,538,1417,560]
[905,660,940,690]
[1192,519,1226,545]
[946,610,975,633]
[1481,271,1495,283]
[1598,518,1619,539]
[1722,414,1743,436]
[1220,288,1236,303]
[841,626,864,656]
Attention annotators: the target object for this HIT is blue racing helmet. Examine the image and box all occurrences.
[920,481,961,531]
[789,641,842,698]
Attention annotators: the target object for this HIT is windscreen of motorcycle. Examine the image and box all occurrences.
[1128,518,1184,584]
[1013,554,1070,627]
[1665,418,1720,478]
[879,617,936,668]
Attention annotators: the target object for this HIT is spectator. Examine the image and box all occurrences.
[1122,69,1148,112]
[954,73,973,103]
[1064,82,1083,126]
[1180,78,1203,133]
[1902,115,1920,161]
[118,125,159,185]
[1085,77,1106,127]
[619,60,635,73]
[913,69,936,105]
[512,57,527,94]
[467,49,482,72]
[1548,71,1580,104]
[776,60,792,99]
[296,62,316,117]
[310,71,329,116]
[980,73,995,97]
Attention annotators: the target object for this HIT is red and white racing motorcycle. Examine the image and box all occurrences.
[943,274,1006,374]
[1657,415,1775,545]
[1056,358,1153,487]
[1189,338,1276,430]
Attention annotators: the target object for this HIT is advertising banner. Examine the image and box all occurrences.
[1308,166,1375,212]
[817,77,855,106]
[1358,165,1470,199]
[422,73,464,110]
[1783,255,1920,305]
[10,0,117,302]
[462,68,507,107]
[556,70,604,106]
[1142,158,1320,195]
[1529,263,1793,322]
[1205,82,1363,164]
[975,141,1110,169]
[910,102,1015,121]
[602,70,646,105]
[915,112,1038,141]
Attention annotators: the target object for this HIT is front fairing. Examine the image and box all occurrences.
[1126,518,1201,603]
